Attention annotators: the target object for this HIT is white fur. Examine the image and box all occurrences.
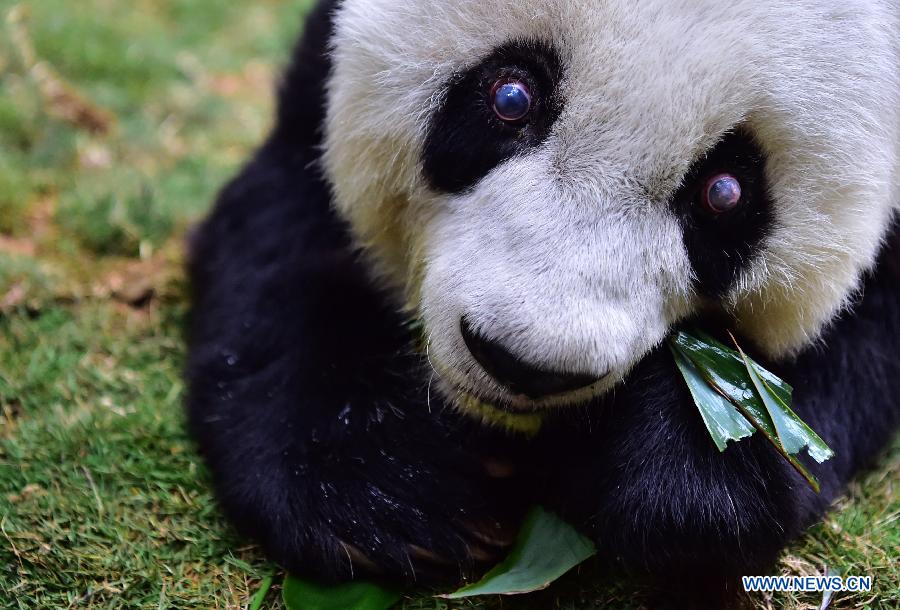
[323,0,900,409]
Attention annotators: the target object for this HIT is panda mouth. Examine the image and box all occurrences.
[460,317,608,401]
[452,375,614,434]
[475,377,609,407]
[449,367,616,420]
[456,391,547,435]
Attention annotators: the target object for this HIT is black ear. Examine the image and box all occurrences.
[273,0,340,148]
[187,0,416,418]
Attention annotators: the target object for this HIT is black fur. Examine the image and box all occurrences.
[187,0,900,599]
[187,0,526,583]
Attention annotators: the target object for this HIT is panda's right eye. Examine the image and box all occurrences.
[422,40,563,193]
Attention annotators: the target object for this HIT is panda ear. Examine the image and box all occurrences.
[274,0,339,145]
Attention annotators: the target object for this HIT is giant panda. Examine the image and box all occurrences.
[186,0,900,599]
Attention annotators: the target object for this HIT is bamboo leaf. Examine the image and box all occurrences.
[443,507,596,598]
[669,329,834,493]
[736,344,835,465]
[282,576,401,610]
[694,329,794,405]
[669,344,755,450]
[671,330,779,441]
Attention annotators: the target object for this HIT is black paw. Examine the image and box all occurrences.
[536,347,823,579]
[208,405,527,585]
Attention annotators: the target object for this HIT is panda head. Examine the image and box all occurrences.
[323,0,899,411]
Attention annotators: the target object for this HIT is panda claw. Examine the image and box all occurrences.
[407,544,454,566]
[338,540,383,575]
[465,543,499,563]
[482,457,516,479]
[464,517,516,548]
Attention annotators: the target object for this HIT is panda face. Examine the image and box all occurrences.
[324,0,899,410]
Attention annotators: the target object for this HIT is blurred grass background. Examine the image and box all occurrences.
[0,1,896,608]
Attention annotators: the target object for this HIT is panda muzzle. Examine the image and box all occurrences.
[460,317,604,399]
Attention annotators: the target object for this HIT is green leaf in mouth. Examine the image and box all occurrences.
[736,343,834,465]
[669,328,834,492]
[669,343,755,451]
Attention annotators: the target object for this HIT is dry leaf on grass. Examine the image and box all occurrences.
[7,4,115,135]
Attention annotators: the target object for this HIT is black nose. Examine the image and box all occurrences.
[460,318,602,399]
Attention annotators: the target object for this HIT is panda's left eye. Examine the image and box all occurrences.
[670,129,772,296]
[491,78,532,123]
[700,173,743,214]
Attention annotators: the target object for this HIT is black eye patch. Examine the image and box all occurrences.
[668,130,774,297]
[422,40,564,194]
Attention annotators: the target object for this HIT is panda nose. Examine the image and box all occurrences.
[460,318,602,399]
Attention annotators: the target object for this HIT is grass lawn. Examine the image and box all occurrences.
[0,1,897,608]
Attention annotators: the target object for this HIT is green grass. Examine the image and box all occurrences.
[0,1,896,608]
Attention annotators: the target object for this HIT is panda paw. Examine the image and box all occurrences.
[537,347,822,581]
[213,409,526,585]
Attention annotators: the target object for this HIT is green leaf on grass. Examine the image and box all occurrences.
[669,328,834,493]
[282,575,401,610]
[443,506,596,598]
